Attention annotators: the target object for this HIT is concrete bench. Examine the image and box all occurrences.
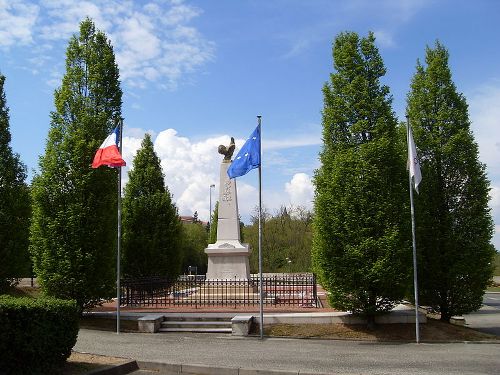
[138,314,165,333]
[450,316,465,326]
[231,315,253,336]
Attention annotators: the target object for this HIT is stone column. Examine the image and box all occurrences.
[205,162,251,280]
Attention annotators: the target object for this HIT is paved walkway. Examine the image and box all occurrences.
[74,329,500,375]
[464,292,500,336]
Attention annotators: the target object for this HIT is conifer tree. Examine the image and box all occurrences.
[30,19,121,310]
[181,221,208,275]
[0,73,31,290]
[312,32,409,321]
[406,42,495,321]
[122,134,183,278]
[209,201,219,244]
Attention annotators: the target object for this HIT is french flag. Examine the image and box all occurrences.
[92,127,126,168]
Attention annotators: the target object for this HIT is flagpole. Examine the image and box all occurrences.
[257,115,264,340]
[407,116,420,344]
[116,119,123,334]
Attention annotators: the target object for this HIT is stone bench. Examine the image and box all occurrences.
[231,315,253,336]
[450,316,465,326]
[138,314,165,333]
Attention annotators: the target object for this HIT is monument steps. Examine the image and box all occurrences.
[160,316,232,333]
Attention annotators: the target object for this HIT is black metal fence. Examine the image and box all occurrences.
[120,274,318,308]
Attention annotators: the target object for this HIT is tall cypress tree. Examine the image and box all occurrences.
[312,32,409,321]
[209,201,219,244]
[0,73,31,290]
[122,134,183,278]
[30,19,122,310]
[406,42,495,321]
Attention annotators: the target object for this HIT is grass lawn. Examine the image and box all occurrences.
[262,318,499,342]
[3,284,41,298]
[80,316,139,332]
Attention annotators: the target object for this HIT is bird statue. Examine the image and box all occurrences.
[218,137,235,162]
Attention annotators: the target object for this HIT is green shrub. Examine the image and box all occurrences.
[0,295,79,374]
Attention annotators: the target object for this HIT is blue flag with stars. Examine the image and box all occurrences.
[227,124,261,178]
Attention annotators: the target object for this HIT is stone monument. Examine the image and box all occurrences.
[205,137,251,280]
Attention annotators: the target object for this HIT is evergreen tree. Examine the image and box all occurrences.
[245,205,313,273]
[209,201,219,244]
[30,19,121,310]
[122,134,183,278]
[406,42,495,321]
[181,222,208,275]
[0,73,31,290]
[312,32,410,321]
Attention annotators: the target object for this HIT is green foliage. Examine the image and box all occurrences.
[209,201,219,244]
[181,222,208,274]
[0,295,79,374]
[406,41,495,321]
[0,73,31,291]
[312,32,410,318]
[245,205,313,273]
[122,133,183,278]
[30,18,121,310]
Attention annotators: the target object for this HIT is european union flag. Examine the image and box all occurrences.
[227,124,261,178]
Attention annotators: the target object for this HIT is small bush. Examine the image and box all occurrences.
[0,295,79,374]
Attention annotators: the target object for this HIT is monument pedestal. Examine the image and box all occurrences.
[205,241,251,280]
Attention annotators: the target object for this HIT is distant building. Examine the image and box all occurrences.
[180,215,208,226]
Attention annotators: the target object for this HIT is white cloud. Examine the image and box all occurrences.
[5,0,214,89]
[468,81,500,179]
[284,173,314,209]
[491,185,500,209]
[0,0,39,47]
[121,128,225,221]
[40,0,106,40]
[264,134,321,150]
[468,80,500,251]
[373,30,395,48]
[490,185,500,251]
[121,129,317,223]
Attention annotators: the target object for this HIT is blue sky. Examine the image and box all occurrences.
[1,0,499,249]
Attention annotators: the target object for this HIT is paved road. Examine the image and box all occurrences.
[75,329,500,375]
[464,293,500,336]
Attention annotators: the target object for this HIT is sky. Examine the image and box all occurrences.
[1,0,499,249]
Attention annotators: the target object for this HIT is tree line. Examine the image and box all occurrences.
[0,19,208,311]
[0,20,495,322]
[313,32,495,322]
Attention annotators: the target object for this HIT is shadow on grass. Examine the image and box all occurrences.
[261,318,499,342]
[3,285,41,298]
[79,317,139,332]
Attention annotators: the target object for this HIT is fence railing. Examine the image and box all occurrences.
[120,274,318,308]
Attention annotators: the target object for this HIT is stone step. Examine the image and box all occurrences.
[158,327,232,333]
[162,320,231,329]
[163,316,232,322]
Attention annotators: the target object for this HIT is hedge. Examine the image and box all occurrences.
[0,295,79,374]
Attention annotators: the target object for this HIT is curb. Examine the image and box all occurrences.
[85,359,139,375]
[137,360,335,375]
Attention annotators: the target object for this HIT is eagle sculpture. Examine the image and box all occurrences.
[218,137,235,162]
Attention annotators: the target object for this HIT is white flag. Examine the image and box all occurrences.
[408,124,422,193]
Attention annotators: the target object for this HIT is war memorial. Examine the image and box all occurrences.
[120,135,317,310]
[204,137,251,280]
